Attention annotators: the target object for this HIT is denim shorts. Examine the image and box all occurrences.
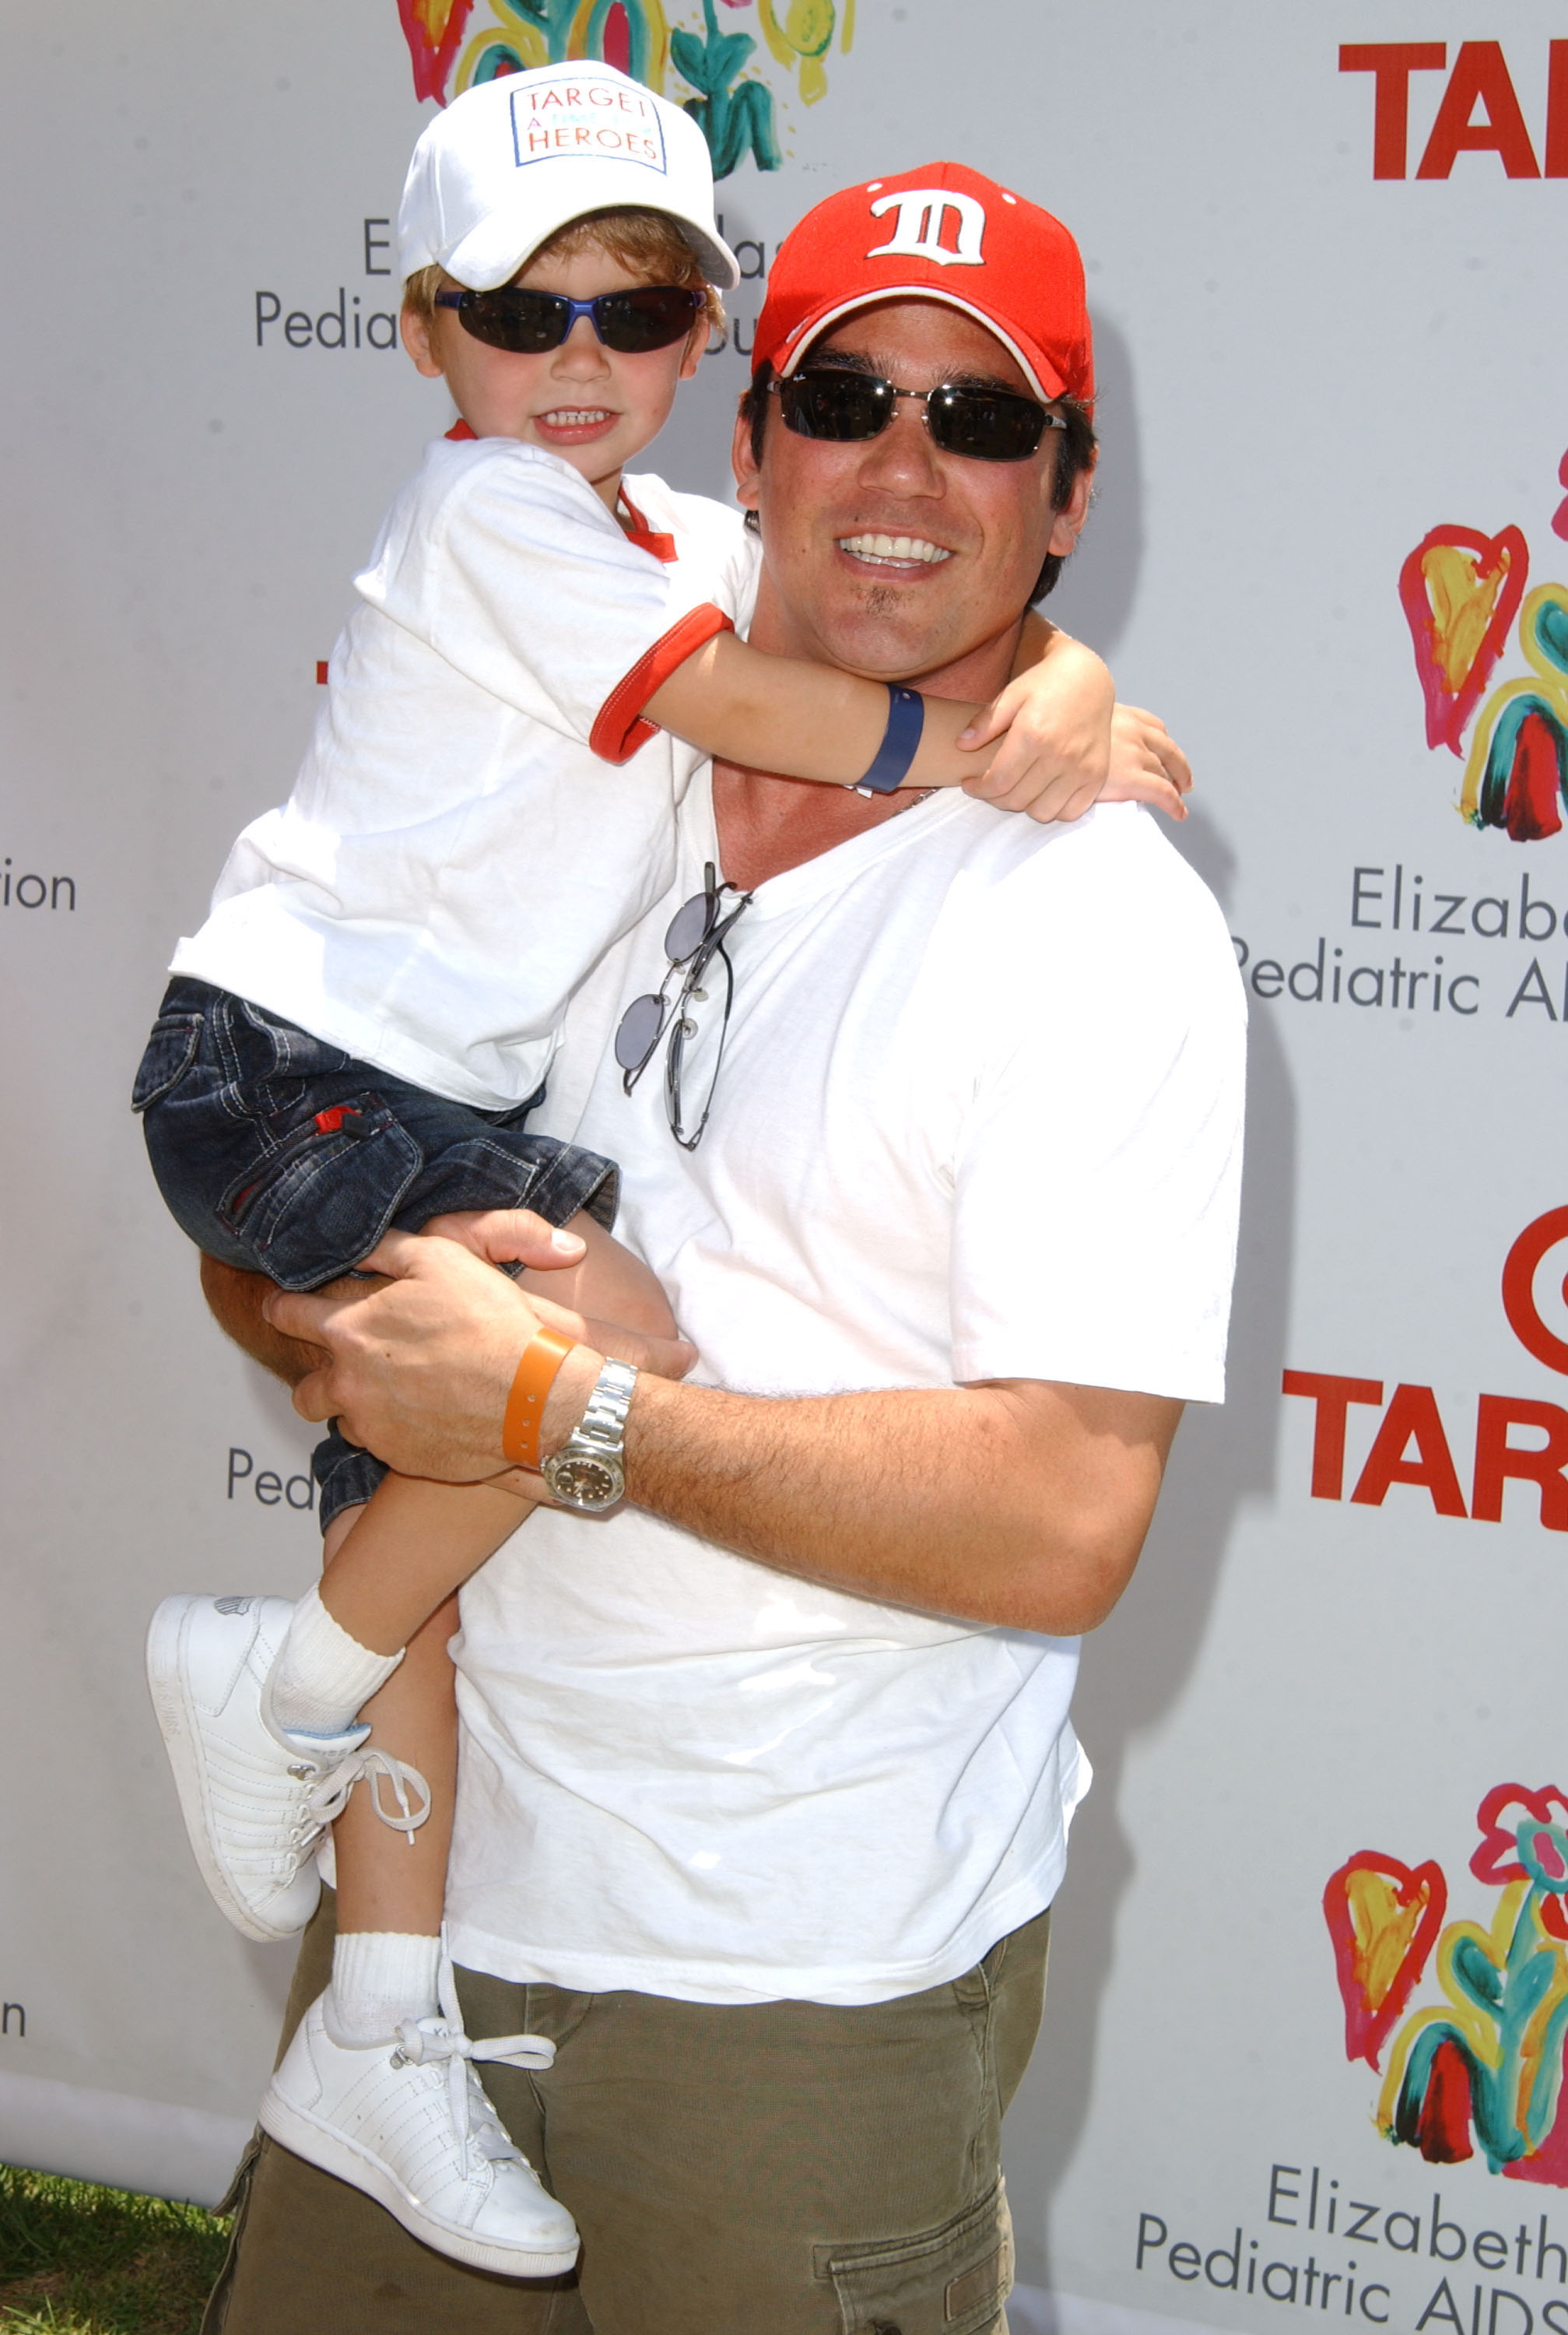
[135,977,617,1529]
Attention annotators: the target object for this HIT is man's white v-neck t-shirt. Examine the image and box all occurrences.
[445,785,1247,2006]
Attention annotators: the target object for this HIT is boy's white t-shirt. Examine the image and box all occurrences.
[172,436,759,1109]
[443,788,1247,2006]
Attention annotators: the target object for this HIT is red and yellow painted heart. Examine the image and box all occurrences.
[398,0,477,105]
[1324,1852,1447,2069]
[1399,525,1528,756]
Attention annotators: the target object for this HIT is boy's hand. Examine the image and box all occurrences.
[952,634,1116,824]
[1101,704,1192,821]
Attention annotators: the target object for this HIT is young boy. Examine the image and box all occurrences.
[138,64,1187,2281]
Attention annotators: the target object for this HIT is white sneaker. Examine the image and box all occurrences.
[145,1593,430,1943]
[260,1972,578,2277]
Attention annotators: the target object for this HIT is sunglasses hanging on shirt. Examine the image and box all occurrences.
[435,284,705,356]
[615,865,753,1151]
[773,368,1065,464]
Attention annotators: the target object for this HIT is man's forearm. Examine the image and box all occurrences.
[269,1234,1181,1637]
[619,1372,1180,1635]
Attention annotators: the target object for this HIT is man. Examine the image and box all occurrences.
[203,163,1245,2333]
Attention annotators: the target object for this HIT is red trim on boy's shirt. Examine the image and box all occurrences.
[589,605,735,765]
[444,420,678,561]
[615,487,677,564]
[443,417,705,757]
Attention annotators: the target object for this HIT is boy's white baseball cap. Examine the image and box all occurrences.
[398,65,740,291]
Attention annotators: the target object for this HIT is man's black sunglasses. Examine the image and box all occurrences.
[435,284,704,356]
[773,367,1065,464]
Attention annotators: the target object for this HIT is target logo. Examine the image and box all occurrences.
[1340,42,1568,180]
[1283,1210,1568,1529]
[1502,1207,1568,1377]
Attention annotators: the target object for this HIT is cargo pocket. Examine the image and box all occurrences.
[219,1096,421,1290]
[132,1009,205,1111]
[198,2129,263,2333]
[820,2179,1013,2335]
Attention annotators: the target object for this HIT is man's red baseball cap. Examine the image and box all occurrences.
[752,161,1094,406]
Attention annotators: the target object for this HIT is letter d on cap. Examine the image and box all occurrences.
[866,188,986,266]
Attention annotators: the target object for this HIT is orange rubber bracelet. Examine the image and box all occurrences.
[501,1327,575,1473]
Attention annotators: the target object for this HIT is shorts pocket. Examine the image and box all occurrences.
[227,999,356,1105]
[220,1096,421,1290]
[132,1010,205,1112]
[819,2179,1013,2335]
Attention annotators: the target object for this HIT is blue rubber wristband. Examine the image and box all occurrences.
[852,684,926,795]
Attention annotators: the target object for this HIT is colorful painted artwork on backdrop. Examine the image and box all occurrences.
[396,0,852,176]
[1401,459,1568,844]
[1327,1789,1568,2185]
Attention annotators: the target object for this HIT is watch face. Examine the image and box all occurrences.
[544,1452,624,1512]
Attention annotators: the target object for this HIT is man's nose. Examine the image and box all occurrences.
[854,399,944,498]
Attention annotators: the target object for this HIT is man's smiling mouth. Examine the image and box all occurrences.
[836,533,953,567]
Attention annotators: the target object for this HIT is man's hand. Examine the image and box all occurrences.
[198,1206,590,1389]
[267,1234,552,1481]
[263,1228,690,1483]
[416,1207,586,1269]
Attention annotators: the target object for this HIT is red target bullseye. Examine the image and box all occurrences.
[1502,1206,1568,1375]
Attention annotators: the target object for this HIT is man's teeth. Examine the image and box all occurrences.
[837,534,952,566]
[542,408,612,425]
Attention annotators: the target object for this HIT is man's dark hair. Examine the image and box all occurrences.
[738,368,1097,604]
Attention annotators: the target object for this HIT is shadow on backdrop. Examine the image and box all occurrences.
[1045,314,1144,662]
[1003,799,1296,2295]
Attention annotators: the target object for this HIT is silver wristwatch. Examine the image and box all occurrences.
[540,1357,638,1512]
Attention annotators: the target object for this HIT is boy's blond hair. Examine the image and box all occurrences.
[404,207,724,339]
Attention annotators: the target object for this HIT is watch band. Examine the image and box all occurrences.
[571,1357,639,1456]
[501,1327,575,1472]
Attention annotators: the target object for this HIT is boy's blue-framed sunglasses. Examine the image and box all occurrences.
[434,284,704,356]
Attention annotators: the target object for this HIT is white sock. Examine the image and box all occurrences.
[265,1583,403,1740]
[323,1931,442,2047]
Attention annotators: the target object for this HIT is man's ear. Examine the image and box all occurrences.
[732,395,761,515]
[402,304,444,380]
[1045,456,1094,559]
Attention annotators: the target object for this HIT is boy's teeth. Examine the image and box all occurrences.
[543,407,612,424]
[837,534,952,565]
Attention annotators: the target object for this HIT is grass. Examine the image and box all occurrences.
[0,2165,229,2334]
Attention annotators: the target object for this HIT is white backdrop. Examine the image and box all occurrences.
[5,7,1568,2332]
